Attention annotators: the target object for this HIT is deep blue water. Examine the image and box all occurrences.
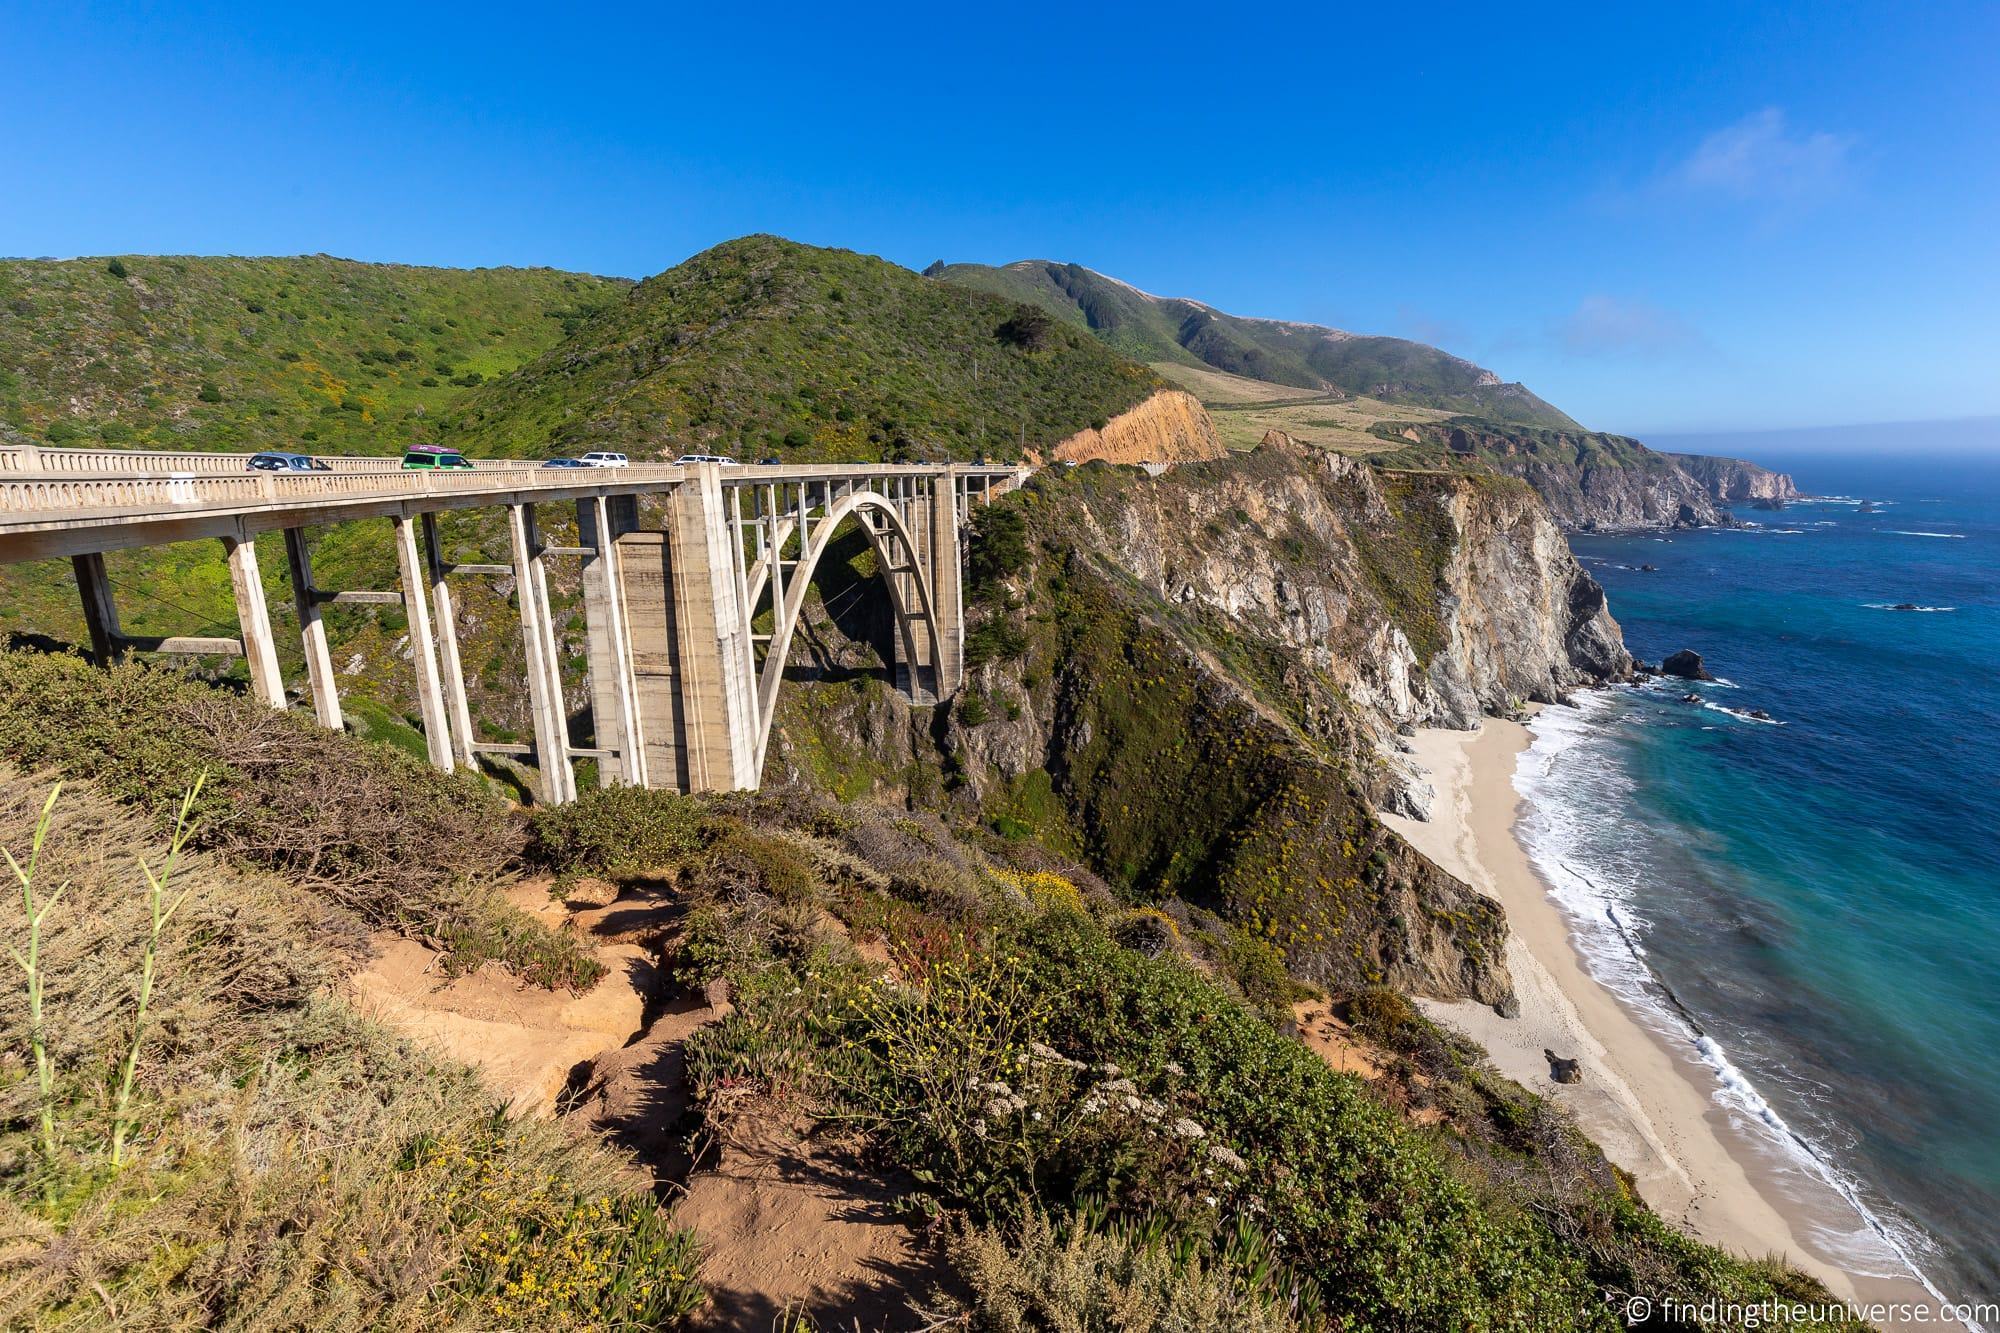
[1526,453,2000,1306]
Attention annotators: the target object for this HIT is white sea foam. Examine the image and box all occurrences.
[1887,530,1965,538]
[1511,696,1969,1321]
[1865,603,1957,613]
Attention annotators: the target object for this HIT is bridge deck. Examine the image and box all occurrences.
[0,453,1017,562]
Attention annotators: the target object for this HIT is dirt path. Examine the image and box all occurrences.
[348,877,949,1329]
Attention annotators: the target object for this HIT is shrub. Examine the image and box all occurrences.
[966,505,1030,602]
[525,782,706,875]
[197,382,223,403]
[996,304,1054,351]
[0,650,581,986]
[105,257,127,279]
[936,1208,1308,1332]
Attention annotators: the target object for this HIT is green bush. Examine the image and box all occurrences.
[524,782,706,875]
[0,650,595,987]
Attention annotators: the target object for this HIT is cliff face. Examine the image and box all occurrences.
[1666,452,1800,503]
[1381,419,1730,531]
[1046,389,1226,466]
[766,440,1632,1009]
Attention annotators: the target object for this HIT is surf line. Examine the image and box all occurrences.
[1551,855,1957,1315]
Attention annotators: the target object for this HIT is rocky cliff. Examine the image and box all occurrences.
[1045,388,1226,466]
[1666,452,1800,503]
[766,439,1632,1009]
[1376,418,1731,530]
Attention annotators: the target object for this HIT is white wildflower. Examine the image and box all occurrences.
[1171,1117,1207,1141]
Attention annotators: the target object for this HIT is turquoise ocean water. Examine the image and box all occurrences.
[1525,451,1999,1311]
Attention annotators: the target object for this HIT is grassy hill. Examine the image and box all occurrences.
[933,259,1578,430]
[0,254,624,454]
[445,236,1164,462]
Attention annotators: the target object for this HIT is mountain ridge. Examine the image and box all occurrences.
[933,258,1580,430]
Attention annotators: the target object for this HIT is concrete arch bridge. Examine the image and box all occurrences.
[0,445,1021,801]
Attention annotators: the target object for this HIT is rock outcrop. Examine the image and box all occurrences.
[1666,453,1799,504]
[1659,649,1715,681]
[1381,419,1730,531]
[1048,389,1226,467]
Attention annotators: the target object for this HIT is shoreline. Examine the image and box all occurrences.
[1381,715,1954,1330]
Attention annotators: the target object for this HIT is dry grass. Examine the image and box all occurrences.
[1150,361,1453,453]
[0,770,699,1328]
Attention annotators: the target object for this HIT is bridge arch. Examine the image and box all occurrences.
[744,487,944,775]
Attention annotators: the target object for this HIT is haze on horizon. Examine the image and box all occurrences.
[2,1,1994,440]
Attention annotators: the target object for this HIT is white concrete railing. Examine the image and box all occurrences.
[0,462,690,517]
[0,442,529,476]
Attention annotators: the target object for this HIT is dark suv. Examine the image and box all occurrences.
[248,451,331,472]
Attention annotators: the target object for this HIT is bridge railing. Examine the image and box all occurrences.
[0,443,538,476]
[0,462,690,517]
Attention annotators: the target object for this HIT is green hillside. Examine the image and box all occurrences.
[0,255,624,454]
[445,236,1164,462]
[933,259,1578,430]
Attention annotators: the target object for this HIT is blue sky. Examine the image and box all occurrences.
[2,2,1994,435]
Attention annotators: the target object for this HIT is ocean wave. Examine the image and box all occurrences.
[1865,603,1957,613]
[1887,530,1966,539]
[1512,699,1962,1315]
[1700,700,1784,725]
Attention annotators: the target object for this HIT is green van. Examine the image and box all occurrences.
[401,444,473,471]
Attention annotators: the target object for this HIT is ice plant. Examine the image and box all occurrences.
[109,774,204,1168]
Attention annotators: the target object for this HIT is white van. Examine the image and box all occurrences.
[580,451,629,468]
[672,453,742,466]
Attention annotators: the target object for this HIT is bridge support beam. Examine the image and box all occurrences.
[927,475,964,698]
[282,528,343,730]
[391,515,454,771]
[508,503,575,804]
[223,533,285,709]
[665,467,759,792]
[71,552,123,666]
[420,514,476,767]
[578,496,644,786]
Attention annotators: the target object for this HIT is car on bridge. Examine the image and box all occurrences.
[579,451,629,468]
[247,451,331,472]
[400,445,473,471]
[540,456,589,469]
[672,453,742,466]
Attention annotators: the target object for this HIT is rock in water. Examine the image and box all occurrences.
[1544,1049,1583,1084]
[1660,649,1716,681]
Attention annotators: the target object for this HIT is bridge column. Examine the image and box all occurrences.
[223,533,285,710]
[508,503,575,804]
[70,552,123,665]
[420,514,476,767]
[282,528,343,730]
[665,466,759,791]
[927,474,965,697]
[391,514,454,771]
[578,496,645,787]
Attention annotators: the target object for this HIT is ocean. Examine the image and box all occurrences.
[1519,450,2000,1312]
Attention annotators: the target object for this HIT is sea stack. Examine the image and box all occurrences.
[1660,649,1717,681]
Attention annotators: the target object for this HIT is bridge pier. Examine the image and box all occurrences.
[578,495,645,786]
[420,514,477,768]
[507,503,575,804]
[390,515,454,770]
[282,528,343,729]
[71,552,123,666]
[664,467,760,792]
[224,532,285,710]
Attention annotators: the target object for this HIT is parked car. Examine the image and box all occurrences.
[580,451,629,468]
[541,456,589,469]
[401,444,473,470]
[247,451,331,472]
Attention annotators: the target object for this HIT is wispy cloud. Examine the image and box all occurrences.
[1553,294,1711,359]
[1661,108,1855,208]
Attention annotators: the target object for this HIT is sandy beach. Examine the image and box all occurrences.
[1381,717,1955,1330]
